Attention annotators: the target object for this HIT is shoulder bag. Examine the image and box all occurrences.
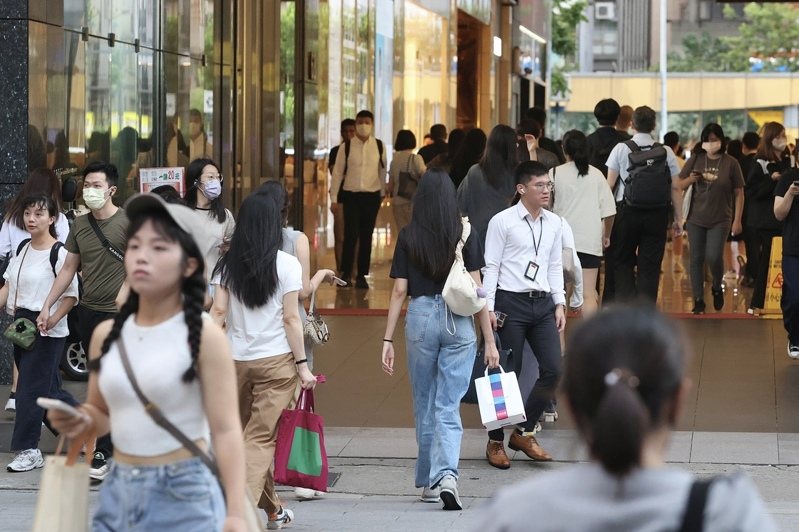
[678,477,715,532]
[4,243,36,350]
[442,217,486,317]
[116,338,266,531]
[303,290,330,345]
[87,214,125,262]
[397,154,420,200]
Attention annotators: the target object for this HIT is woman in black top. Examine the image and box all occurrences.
[745,122,790,313]
[382,169,498,511]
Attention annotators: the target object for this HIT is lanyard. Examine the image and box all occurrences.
[524,216,543,260]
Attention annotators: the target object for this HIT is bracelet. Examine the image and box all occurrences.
[295,359,308,365]
[383,338,393,343]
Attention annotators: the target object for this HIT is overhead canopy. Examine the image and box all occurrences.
[564,72,799,113]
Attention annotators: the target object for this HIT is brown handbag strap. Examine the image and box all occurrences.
[115,337,219,477]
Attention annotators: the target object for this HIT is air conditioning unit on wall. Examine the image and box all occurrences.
[595,2,616,21]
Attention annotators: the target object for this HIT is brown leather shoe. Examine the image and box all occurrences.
[508,431,553,461]
[486,440,511,469]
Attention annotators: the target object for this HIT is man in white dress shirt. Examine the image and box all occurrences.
[330,110,387,289]
[482,160,566,469]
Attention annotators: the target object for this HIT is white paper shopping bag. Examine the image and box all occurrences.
[475,367,527,431]
[32,438,90,532]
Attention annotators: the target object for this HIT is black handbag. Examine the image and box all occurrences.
[397,154,420,200]
[461,332,513,404]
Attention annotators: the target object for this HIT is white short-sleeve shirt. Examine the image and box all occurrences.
[219,251,303,361]
[3,242,79,337]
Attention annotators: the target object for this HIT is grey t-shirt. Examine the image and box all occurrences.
[470,463,776,532]
[456,163,515,251]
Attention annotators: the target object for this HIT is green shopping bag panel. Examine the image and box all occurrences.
[286,426,323,477]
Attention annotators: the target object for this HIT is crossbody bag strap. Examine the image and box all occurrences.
[115,338,219,477]
[12,244,30,313]
[87,214,124,263]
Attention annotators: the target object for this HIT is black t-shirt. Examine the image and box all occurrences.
[390,225,485,297]
[775,170,799,256]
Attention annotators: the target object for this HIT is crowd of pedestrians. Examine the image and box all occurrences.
[1,97,791,530]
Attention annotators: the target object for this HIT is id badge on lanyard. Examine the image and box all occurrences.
[524,216,543,282]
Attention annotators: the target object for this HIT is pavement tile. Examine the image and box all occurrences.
[690,431,779,465]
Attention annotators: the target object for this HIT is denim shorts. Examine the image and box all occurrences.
[92,457,225,532]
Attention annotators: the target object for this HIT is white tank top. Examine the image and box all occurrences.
[98,312,210,456]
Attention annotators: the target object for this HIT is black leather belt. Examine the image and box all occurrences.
[499,289,550,300]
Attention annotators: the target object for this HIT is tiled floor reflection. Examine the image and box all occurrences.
[303,191,759,315]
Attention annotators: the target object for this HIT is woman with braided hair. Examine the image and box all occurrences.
[48,194,249,532]
[211,191,317,529]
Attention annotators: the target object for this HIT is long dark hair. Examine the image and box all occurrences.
[403,169,461,282]
[6,168,63,229]
[479,125,519,190]
[450,128,487,186]
[89,210,206,383]
[256,180,290,228]
[184,158,227,223]
[215,193,283,308]
[21,195,58,239]
[564,307,686,477]
[562,130,590,176]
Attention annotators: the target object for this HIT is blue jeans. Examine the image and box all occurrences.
[405,295,476,488]
[92,458,225,531]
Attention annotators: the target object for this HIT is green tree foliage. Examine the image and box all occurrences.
[551,0,587,96]
[668,2,799,73]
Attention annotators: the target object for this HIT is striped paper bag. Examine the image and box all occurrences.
[475,368,527,431]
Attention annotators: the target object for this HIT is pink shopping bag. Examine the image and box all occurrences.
[274,378,329,492]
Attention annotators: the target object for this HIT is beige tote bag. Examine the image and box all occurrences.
[32,437,90,532]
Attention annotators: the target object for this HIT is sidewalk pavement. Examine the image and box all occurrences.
[0,427,798,531]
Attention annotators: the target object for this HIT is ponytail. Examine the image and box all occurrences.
[562,130,590,176]
[590,369,648,476]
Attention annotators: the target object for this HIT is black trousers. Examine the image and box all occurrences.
[77,305,115,456]
[11,308,76,451]
[341,191,382,279]
[750,228,781,309]
[782,255,799,345]
[601,202,624,303]
[613,206,669,303]
[488,291,562,440]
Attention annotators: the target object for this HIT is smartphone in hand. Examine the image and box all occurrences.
[37,397,82,418]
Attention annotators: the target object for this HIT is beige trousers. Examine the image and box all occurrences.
[235,353,298,513]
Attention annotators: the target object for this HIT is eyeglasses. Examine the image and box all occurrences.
[529,182,554,191]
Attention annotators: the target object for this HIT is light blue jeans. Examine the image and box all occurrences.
[92,458,225,531]
[405,295,476,488]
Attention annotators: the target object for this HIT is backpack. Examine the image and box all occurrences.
[622,140,672,209]
[16,239,63,277]
[339,138,385,202]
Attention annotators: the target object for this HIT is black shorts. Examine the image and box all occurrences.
[577,252,602,269]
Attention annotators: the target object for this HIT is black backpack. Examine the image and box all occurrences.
[622,140,672,209]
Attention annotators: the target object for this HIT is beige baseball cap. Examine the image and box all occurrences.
[123,193,196,234]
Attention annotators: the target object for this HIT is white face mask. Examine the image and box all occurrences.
[356,123,372,138]
[83,188,109,211]
[773,138,788,151]
[702,141,721,154]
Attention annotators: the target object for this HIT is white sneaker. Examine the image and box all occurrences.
[438,475,462,511]
[89,451,111,481]
[420,485,441,503]
[4,398,15,412]
[788,344,799,360]
[294,487,316,500]
[267,507,294,530]
[7,449,44,472]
